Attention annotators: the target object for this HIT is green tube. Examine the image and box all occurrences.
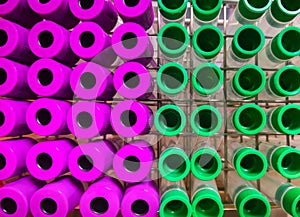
[269,104,300,135]
[157,63,188,95]
[192,0,222,23]
[270,0,300,23]
[238,0,272,20]
[158,23,189,59]
[232,104,267,135]
[158,0,188,21]
[155,105,186,136]
[191,148,222,180]
[190,105,222,137]
[192,63,223,96]
[192,25,224,60]
[159,147,190,181]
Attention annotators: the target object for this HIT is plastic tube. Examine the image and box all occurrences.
[121,181,159,217]
[30,176,84,217]
[26,98,70,136]
[268,104,300,135]
[68,140,117,182]
[70,62,115,100]
[28,0,79,29]
[112,22,154,66]
[0,58,35,99]
[157,0,188,23]
[0,99,31,137]
[0,19,37,65]
[0,176,44,217]
[192,0,222,27]
[0,138,36,180]
[80,177,123,217]
[26,139,75,181]
[115,0,154,30]
[227,171,271,217]
[111,100,153,137]
[28,58,73,99]
[28,20,79,66]
[114,62,153,99]
[67,101,112,139]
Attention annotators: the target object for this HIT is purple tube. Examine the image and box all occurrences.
[70,22,116,67]
[28,20,79,66]
[121,181,159,217]
[0,176,44,217]
[0,58,35,99]
[111,100,153,137]
[0,138,36,180]
[28,58,73,99]
[112,22,154,66]
[115,0,154,30]
[70,62,115,100]
[26,139,75,181]
[114,62,153,99]
[0,19,37,65]
[80,176,123,217]
[113,140,154,183]
[28,0,79,29]
[30,176,84,217]
[68,140,117,182]
[0,99,31,137]
[69,0,118,33]
[26,98,71,136]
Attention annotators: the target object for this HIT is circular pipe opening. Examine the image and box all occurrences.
[123,156,140,172]
[162,26,186,50]
[124,0,139,7]
[163,154,186,177]
[36,108,52,126]
[121,32,138,49]
[281,30,300,53]
[0,153,6,170]
[247,0,270,9]
[194,109,219,132]
[79,0,94,9]
[38,68,53,86]
[39,0,51,3]
[161,66,185,90]
[279,69,300,93]
[80,31,95,48]
[90,197,109,214]
[195,67,221,91]
[0,68,7,85]
[195,153,218,176]
[78,155,93,172]
[76,112,93,129]
[36,153,53,170]
[120,110,137,127]
[161,0,184,9]
[123,72,140,88]
[131,200,149,216]
[0,0,8,4]
[159,109,181,131]
[0,111,5,127]
[281,152,300,176]
[196,29,221,53]
[281,0,300,12]
[238,68,263,92]
[1,198,17,214]
[281,108,300,131]
[38,31,54,48]
[240,154,264,176]
[80,72,96,90]
[238,108,263,130]
[0,30,8,47]
[40,198,57,215]
[242,198,268,217]
[195,0,219,10]
[237,28,261,52]
[195,198,220,217]
[164,200,188,217]
[295,200,300,216]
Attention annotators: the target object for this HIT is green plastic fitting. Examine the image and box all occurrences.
[158,0,188,21]
[192,0,222,23]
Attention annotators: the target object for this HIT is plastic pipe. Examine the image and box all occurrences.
[0,58,35,99]
[28,58,73,99]
[121,181,159,217]
[114,62,153,99]
[113,140,154,183]
[227,171,271,217]
[157,0,188,22]
[28,20,79,66]
[268,104,300,135]
[192,0,222,26]
[68,140,117,182]
[112,22,154,66]
[80,177,123,217]
[111,100,153,137]
[0,138,36,180]
[0,99,31,137]
[67,101,112,139]
[26,139,75,181]
[30,176,84,217]
[28,0,79,29]
[0,176,44,217]
[0,19,37,65]
[115,0,154,30]
[26,98,70,136]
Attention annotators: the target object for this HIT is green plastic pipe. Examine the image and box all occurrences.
[158,0,188,21]
[237,0,272,21]
[192,0,222,23]
[269,0,300,24]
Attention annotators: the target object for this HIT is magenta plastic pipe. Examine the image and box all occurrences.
[114,62,153,99]
[115,0,154,30]
[0,0,41,28]
[28,0,79,29]
[68,140,117,182]
[70,62,115,100]
[70,22,117,67]
[112,22,154,66]
[67,101,112,139]
[0,19,37,65]
[69,0,118,33]
[28,20,79,66]
[30,176,84,217]
[0,138,36,180]
[80,176,123,217]
[0,58,35,99]
[26,98,71,136]
[26,139,75,181]
[121,181,159,217]
[113,140,154,183]
[0,99,31,137]
[28,58,73,99]
[111,100,153,138]
[0,176,44,217]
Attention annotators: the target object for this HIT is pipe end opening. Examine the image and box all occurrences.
[36,153,53,170]
[0,68,7,85]
[242,198,268,217]
[38,31,54,48]
[80,31,95,48]
[0,153,6,170]
[164,200,188,217]
[131,200,149,216]
[40,198,57,215]
[195,198,220,217]
[76,111,93,129]
[79,0,94,9]
[36,108,52,126]
[78,155,93,172]
[38,68,53,86]
[90,197,109,214]
[240,154,264,176]
[123,155,140,172]
[1,198,17,214]
[121,32,138,49]
[80,72,96,90]
[161,66,184,90]
[120,110,137,127]
[0,30,8,47]
[123,72,140,88]
[0,111,4,127]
